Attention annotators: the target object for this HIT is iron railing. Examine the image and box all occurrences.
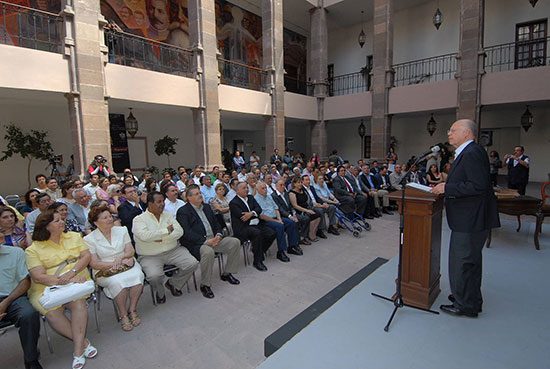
[0,1,62,53]
[284,75,314,96]
[104,28,193,77]
[484,36,549,73]
[218,58,267,92]
[329,71,370,96]
[392,52,457,87]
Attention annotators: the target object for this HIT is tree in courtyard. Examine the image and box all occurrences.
[154,135,178,169]
[0,123,54,190]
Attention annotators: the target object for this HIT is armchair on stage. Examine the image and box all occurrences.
[388,187,444,309]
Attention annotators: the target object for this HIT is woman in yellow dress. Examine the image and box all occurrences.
[25,211,97,369]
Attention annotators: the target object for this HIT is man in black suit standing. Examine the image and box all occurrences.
[270,149,282,170]
[118,185,147,243]
[230,182,276,271]
[432,119,500,318]
[177,185,241,299]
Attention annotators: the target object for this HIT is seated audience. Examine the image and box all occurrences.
[176,171,188,192]
[0,207,31,248]
[145,178,160,194]
[176,166,187,181]
[289,177,321,243]
[226,178,239,202]
[213,172,231,192]
[159,171,175,189]
[84,206,144,331]
[249,151,260,168]
[210,183,232,235]
[132,192,198,304]
[359,164,388,217]
[229,182,276,272]
[177,185,241,299]
[389,164,406,190]
[109,174,119,185]
[25,193,52,234]
[25,211,96,369]
[117,185,146,242]
[272,180,308,248]
[191,166,205,185]
[163,184,185,216]
[255,182,300,261]
[426,164,443,186]
[232,151,245,171]
[137,171,153,192]
[21,189,40,217]
[68,189,91,235]
[237,167,248,183]
[200,175,216,204]
[408,164,426,185]
[332,165,368,218]
[33,174,48,193]
[107,184,123,215]
[441,162,451,183]
[83,174,100,200]
[245,173,257,197]
[0,232,43,369]
[263,174,275,195]
[301,175,338,238]
[209,166,220,183]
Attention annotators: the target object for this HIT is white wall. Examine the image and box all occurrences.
[0,94,72,195]
[327,119,371,163]
[327,19,373,77]
[485,0,550,47]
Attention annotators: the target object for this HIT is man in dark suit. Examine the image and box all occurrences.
[118,185,147,243]
[272,179,308,248]
[432,119,500,318]
[177,185,240,299]
[332,165,368,217]
[230,182,276,271]
[358,165,381,218]
[270,149,282,170]
[373,166,394,215]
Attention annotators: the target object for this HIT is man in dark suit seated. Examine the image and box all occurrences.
[272,179,308,248]
[373,166,394,215]
[118,185,147,243]
[67,188,91,235]
[230,182,276,271]
[177,185,240,299]
[432,119,500,318]
[332,165,368,218]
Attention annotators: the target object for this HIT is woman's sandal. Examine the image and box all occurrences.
[83,340,98,358]
[129,311,141,327]
[72,354,85,369]
[120,315,133,331]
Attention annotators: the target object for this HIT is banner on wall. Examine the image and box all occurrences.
[109,114,131,173]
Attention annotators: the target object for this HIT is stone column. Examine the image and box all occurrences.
[457,0,484,136]
[309,4,328,160]
[188,0,223,171]
[370,0,394,160]
[262,0,285,161]
[62,0,111,178]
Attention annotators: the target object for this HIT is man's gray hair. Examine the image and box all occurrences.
[462,119,478,138]
[73,188,87,198]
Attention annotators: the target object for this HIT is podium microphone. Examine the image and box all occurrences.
[418,143,443,161]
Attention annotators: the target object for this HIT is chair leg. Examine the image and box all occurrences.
[148,281,157,306]
[91,292,100,334]
[41,315,54,354]
[192,271,197,291]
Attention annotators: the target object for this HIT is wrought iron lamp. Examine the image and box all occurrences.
[433,1,442,30]
[358,119,366,158]
[427,114,437,136]
[529,0,538,7]
[125,108,138,138]
[358,11,366,48]
[521,106,533,132]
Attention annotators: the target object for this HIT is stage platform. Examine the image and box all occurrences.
[260,219,550,369]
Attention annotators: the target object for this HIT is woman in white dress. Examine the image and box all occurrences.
[84,205,144,331]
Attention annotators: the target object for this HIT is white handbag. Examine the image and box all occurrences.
[39,280,95,310]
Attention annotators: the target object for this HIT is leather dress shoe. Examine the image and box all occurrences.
[200,285,215,299]
[25,361,43,369]
[299,238,311,245]
[448,295,482,312]
[277,251,290,262]
[317,231,327,239]
[155,293,166,304]
[382,207,393,215]
[373,210,382,218]
[165,280,183,297]
[440,304,478,318]
[220,273,240,285]
[364,214,374,220]
[253,261,268,271]
[287,246,303,255]
[327,226,340,236]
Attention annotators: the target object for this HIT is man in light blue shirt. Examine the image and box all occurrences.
[200,175,216,204]
[254,182,300,261]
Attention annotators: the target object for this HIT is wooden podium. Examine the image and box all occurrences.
[388,187,444,309]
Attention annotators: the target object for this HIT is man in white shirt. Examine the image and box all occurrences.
[504,145,530,195]
[44,177,62,200]
[249,151,260,168]
[191,165,205,185]
[25,193,52,234]
[163,184,185,216]
[237,167,248,183]
[67,189,92,234]
[83,174,100,200]
[200,176,216,204]
[132,192,198,304]
[226,178,239,202]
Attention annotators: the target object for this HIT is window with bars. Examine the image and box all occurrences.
[515,19,547,69]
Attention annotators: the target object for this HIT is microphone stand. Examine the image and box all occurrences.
[371,156,439,332]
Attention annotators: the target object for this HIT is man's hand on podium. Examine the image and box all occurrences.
[431,183,445,195]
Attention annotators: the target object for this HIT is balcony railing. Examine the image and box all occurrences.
[218,58,267,92]
[104,28,193,77]
[484,36,549,73]
[329,71,370,96]
[284,75,314,96]
[392,53,457,87]
[0,1,62,54]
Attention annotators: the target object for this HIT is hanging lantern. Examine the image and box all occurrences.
[125,108,138,138]
[358,119,366,137]
[427,114,437,136]
[529,0,538,7]
[358,11,366,48]
[520,106,533,132]
[433,8,442,30]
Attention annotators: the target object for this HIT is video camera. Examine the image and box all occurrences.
[48,154,62,166]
